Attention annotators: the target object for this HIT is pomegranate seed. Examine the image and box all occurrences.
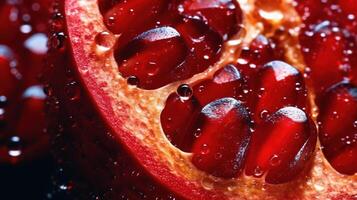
[103,0,168,44]
[250,61,307,122]
[180,0,241,38]
[107,0,242,89]
[236,35,283,81]
[193,64,244,105]
[300,21,352,94]
[245,107,317,184]
[317,83,357,175]
[174,18,222,78]
[191,98,251,178]
[115,27,187,89]
[161,93,200,152]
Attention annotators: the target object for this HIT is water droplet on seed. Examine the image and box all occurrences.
[177,84,193,100]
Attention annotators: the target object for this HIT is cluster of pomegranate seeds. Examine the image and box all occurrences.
[161,31,316,182]
[0,1,49,164]
[295,0,357,174]
[99,0,242,89]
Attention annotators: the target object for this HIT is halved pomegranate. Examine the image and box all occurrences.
[0,0,50,164]
[46,0,357,199]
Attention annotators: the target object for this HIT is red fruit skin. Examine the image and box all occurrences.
[192,98,251,178]
[250,61,307,122]
[245,107,317,184]
[317,83,357,175]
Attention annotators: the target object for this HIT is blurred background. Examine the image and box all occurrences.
[0,0,56,199]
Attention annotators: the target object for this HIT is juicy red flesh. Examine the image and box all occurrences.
[299,21,356,94]
[249,61,308,122]
[245,107,316,184]
[295,0,357,175]
[235,35,284,82]
[161,64,245,152]
[317,83,357,175]
[161,57,316,181]
[191,98,251,178]
[0,1,49,164]
[100,0,242,89]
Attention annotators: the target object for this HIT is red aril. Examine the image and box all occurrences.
[245,107,316,184]
[249,60,307,122]
[317,83,357,175]
[191,97,251,178]
[45,0,357,199]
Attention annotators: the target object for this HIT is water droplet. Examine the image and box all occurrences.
[95,31,114,51]
[194,128,202,138]
[7,136,22,157]
[64,81,80,101]
[201,177,214,190]
[214,153,223,160]
[0,108,5,121]
[127,76,139,86]
[177,84,193,100]
[106,16,115,26]
[0,96,7,107]
[353,120,357,128]
[260,110,270,119]
[200,144,210,155]
[253,166,264,177]
[49,32,66,49]
[269,154,281,166]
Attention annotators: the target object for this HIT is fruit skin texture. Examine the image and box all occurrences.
[46,0,357,199]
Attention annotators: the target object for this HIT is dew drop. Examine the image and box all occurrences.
[269,154,281,166]
[253,166,264,177]
[64,81,80,101]
[201,177,214,190]
[49,32,66,49]
[200,144,210,155]
[127,76,139,86]
[95,31,114,51]
[177,84,193,100]
[7,136,22,157]
[0,96,7,107]
[260,110,270,119]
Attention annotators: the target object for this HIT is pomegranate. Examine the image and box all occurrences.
[45,0,357,199]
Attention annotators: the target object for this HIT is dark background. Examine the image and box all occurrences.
[0,157,54,200]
